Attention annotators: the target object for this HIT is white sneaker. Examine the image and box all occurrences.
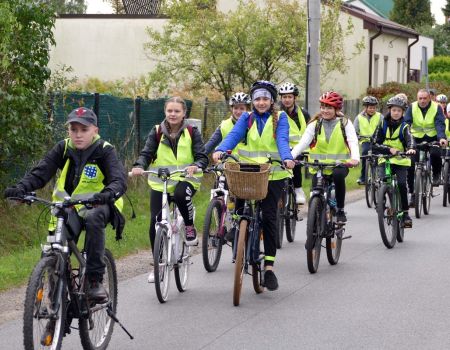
[147,271,155,283]
[295,187,306,204]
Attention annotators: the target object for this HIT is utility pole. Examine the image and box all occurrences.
[306,0,321,115]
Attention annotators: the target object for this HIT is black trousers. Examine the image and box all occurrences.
[378,164,409,211]
[293,163,303,188]
[149,181,196,254]
[360,142,371,180]
[312,167,349,209]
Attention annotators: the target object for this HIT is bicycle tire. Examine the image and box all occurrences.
[154,227,170,303]
[24,255,66,350]
[252,262,264,294]
[202,199,223,272]
[423,171,432,215]
[377,185,397,249]
[365,159,373,208]
[306,197,323,274]
[285,189,297,243]
[326,211,342,265]
[233,220,248,306]
[396,188,405,243]
[275,198,284,249]
[372,163,379,207]
[79,249,118,350]
[443,161,449,207]
[414,169,423,218]
[174,242,190,292]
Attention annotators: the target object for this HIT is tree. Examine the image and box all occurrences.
[390,0,434,29]
[103,0,125,14]
[145,0,364,102]
[0,1,55,187]
[45,0,87,14]
[443,0,450,18]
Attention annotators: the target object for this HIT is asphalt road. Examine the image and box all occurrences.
[1,192,450,350]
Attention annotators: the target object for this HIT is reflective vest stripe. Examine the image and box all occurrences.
[237,149,281,159]
[309,154,350,160]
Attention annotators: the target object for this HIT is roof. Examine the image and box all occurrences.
[121,0,162,15]
[347,0,393,18]
[342,3,418,39]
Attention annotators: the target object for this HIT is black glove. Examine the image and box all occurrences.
[4,186,26,199]
[92,191,113,205]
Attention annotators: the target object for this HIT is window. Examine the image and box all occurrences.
[397,58,401,82]
[374,54,379,87]
[383,56,388,84]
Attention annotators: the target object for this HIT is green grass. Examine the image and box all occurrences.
[0,167,362,291]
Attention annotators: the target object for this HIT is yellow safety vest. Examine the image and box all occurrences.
[411,101,438,138]
[445,118,450,140]
[378,121,411,167]
[308,119,350,175]
[357,112,382,144]
[288,108,307,148]
[220,117,243,156]
[148,125,202,193]
[237,112,290,181]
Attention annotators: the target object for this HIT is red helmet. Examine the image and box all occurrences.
[319,91,343,110]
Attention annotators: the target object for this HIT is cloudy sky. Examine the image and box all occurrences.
[86,0,447,25]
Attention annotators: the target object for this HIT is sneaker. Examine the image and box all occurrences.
[40,320,56,346]
[409,193,415,208]
[403,213,412,228]
[147,270,155,283]
[185,225,198,246]
[294,187,306,204]
[87,279,108,303]
[356,178,366,185]
[432,174,441,187]
[336,209,347,224]
[264,270,279,291]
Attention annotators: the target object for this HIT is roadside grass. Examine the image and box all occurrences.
[0,166,362,291]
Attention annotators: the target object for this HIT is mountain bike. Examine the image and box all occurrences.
[359,137,380,209]
[442,147,450,207]
[7,194,132,350]
[376,153,410,248]
[300,161,352,274]
[130,168,199,303]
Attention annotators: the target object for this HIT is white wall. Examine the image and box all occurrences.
[409,35,434,71]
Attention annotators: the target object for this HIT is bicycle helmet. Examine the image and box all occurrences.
[362,96,378,106]
[250,80,278,102]
[278,82,299,96]
[319,91,343,110]
[229,92,251,106]
[386,96,408,110]
[436,94,448,103]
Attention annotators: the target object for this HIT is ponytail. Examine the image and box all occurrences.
[271,103,279,139]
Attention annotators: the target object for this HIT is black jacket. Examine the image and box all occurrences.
[134,120,208,170]
[372,114,415,155]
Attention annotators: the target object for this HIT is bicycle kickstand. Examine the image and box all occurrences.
[106,306,134,339]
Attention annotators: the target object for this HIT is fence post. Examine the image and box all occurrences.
[94,93,100,127]
[135,96,142,156]
[202,97,208,138]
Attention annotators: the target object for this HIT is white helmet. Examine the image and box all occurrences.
[278,82,299,96]
[229,92,251,106]
[436,94,448,103]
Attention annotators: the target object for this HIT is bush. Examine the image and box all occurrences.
[429,72,450,85]
[428,56,450,74]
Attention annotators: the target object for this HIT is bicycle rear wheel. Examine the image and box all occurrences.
[285,189,297,242]
[423,171,432,215]
[377,185,397,249]
[365,159,373,208]
[233,220,248,306]
[174,241,190,292]
[443,161,450,207]
[414,169,423,218]
[396,189,405,243]
[154,227,170,303]
[23,255,66,350]
[306,197,323,274]
[79,249,118,350]
[326,210,342,265]
[202,199,223,272]
[275,198,284,249]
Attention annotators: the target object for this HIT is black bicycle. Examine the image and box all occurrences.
[442,147,450,207]
[359,139,380,209]
[8,194,132,350]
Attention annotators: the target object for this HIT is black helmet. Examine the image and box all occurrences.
[250,80,278,102]
[362,96,378,106]
[387,96,407,110]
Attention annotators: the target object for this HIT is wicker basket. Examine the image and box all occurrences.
[224,162,271,200]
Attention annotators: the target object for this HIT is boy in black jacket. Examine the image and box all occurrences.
[372,96,415,227]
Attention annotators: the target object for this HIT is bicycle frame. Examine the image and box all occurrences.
[208,166,230,239]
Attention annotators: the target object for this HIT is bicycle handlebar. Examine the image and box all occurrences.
[128,167,203,178]
[416,141,442,150]
[295,160,351,168]
[7,193,103,208]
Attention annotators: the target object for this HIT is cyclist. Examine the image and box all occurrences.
[436,94,448,118]
[353,96,382,185]
[131,96,208,283]
[212,80,295,291]
[395,93,409,106]
[204,92,251,155]
[372,96,415,228]
[3,107,127,302]
[404,89,448,205]
[278,82,310,204]
[291,91,360,224]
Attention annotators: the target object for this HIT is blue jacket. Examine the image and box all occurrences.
[404,101,446,140]
[216,109,293,160]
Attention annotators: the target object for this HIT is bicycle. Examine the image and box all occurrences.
[359,137,380,209]
[7,194,132,350]
[376,153,410,249]
[300,161,352,274]
[202,154,239,272]
[414,141,440,218]
[441,147,450,207]
[130,168,199,303]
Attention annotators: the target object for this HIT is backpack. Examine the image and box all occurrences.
[310,117,349,149]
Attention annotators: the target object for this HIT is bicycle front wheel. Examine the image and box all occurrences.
[443,161,450,207]
[233,220,248,306]
[202,199,223,272]
[174,242,190,292]
[423,171,432,215]
[377,185,397,249]
[154,227,170,303]
[23,255,66,350]
[396,189,405,243]
[275,197,284,249]
[326,211,342,265]
[306,197,323,274]
[285,189,297,242]
[365,159,373,208]
[79,249,118,350]
[414,169,423,218]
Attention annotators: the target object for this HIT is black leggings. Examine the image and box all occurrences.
[149,181,196,254]
[378,164,409,211]
[312,167,349,209]
[293,163,303,188]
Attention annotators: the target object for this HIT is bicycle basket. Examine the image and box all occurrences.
[224,162,271,200]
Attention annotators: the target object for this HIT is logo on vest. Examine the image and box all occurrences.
[84,165,98,179]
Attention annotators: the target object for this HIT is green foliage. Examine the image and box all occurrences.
[44,0,87,14]
[390,0,434,29]
[145,0,364,101]
[429,72,450,85]
[428,56,450,74]
[418,24,450,56]
[443,0,450,17]
[0,1,56,188]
